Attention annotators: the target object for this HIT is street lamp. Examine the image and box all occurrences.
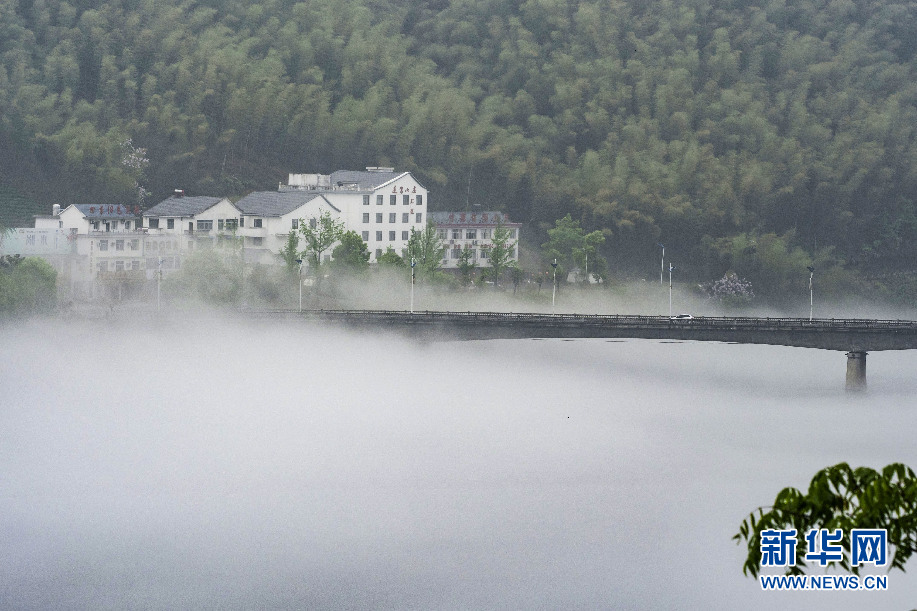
[658,243,665,286]
[668,262,675,317]
[296,258,303,313]
[410,257,416,314]
[807,266,815,321]
[551,258,558,313]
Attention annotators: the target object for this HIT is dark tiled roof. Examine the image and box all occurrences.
[144,196,226,217]
[329,170,407,190]
[73,203,144,218]
[234,192,339,217]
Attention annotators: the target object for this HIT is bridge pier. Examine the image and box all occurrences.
[845,351,867,392]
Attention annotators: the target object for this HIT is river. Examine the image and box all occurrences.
[1,319,915,609]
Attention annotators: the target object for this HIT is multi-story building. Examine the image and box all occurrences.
[430,211,521,269]
[281,167,428,262]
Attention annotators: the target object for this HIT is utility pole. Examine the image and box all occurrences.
[668,262,675,317]
[410,257,416,313]
[551,258,558,313]
[808,266,815,321]
[658,243,665,286]
[297,258,303,313]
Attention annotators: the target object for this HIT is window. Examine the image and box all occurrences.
[390,195,396,205]
[253,218,263,228]
[402,231,409,240]
[125,221,131,230]
[438,230,447,239]
[218,219,225,231]
[240,217,245,227]
[362,231,369,241]
[363,195,370,205]
[291,219,299,229]
[376,195,383,205]
[146,219,156,229]
[99,240,108,251]
[389,231,396,241]
[375,249,382,259]
[452,229,460,239]
[376,231,383,241]
[197,220,213,231]
[93,221,101,230]
[482,229,491,239]
[104,223,110,232]
[480,249,488,259]
[167,218,174,229]
[131,260,140,270]
[130,239,139,251]
[115,260,124,271]
[252,237,263,246]
[403,194,409,205]
[417,194,423,206]
[402,213,409,223]
[389,213,396,223]
[466,230,477,239]
[309,218,316,229]
[451,248,461,259]
[226,219,238,231]
[375,213,383,223]
[416,213,423,223]
[362,213,370,223]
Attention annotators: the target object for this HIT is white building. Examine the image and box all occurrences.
[281,167,428,262]
[430,211,521,269]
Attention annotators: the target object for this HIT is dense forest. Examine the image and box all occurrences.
[2,0,917,285]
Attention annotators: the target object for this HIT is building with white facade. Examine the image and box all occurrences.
[281,168,428,262]
[430,211,521,269]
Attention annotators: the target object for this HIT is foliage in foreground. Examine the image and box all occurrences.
[735,463,917,577]
[0,255,57,315]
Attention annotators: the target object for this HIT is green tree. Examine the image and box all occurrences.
[456,247,476,286]
[0,255,57,316]
[542,214,607,283]
[405,220,446,281]
[377,246,405,268]
[298,210,344,271]
[483,219,517,287]
[279,229,300,274]
[332,230,370,273]
[735,463,917,577]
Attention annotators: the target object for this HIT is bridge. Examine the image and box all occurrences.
[246,310,917,391]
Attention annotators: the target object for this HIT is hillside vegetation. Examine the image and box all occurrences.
[2,0,916,280]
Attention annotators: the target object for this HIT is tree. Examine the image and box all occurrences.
[456,247,476,286]
[541,214,607,283]
[734,463,917,578]
[298,210,344,271]
[279,229,300,274]
[332,230,370,272]
[377,246,405,268]
[484,218,517,287]
[0,255,57,316]
[405,220,445,281]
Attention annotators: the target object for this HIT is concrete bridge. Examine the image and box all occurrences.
[248,309,917,391]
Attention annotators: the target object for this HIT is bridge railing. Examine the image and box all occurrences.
[252,308,917,331]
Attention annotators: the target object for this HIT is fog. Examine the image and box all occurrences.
[2,319,916,609]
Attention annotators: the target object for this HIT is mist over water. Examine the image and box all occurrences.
[2,319,916,609]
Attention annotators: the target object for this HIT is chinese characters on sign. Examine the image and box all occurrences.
[760,528,888,568]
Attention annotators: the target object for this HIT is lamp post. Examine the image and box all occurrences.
[668,262,675,317]
[157,256,162,312]
[658,243,665,286]
[551,258,558,313]
[410,257,416,313]
[296,258,303,313]
[807,266,815,321]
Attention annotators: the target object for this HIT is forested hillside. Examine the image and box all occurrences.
[2,0,917,277]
